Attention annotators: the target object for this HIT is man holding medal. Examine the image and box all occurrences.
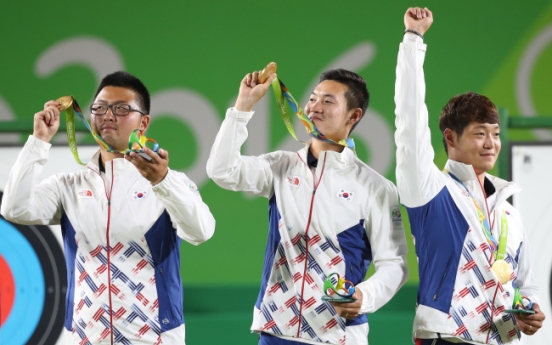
[1,71,216,344]
[394,7,545,345]
[207,68,408,344]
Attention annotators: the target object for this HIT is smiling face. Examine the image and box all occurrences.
[304,80,361,141]
[91,86,150,151]
[445,122,501,175]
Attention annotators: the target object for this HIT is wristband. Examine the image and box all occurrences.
[404,29,424,40]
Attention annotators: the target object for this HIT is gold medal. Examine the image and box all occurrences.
[56,96,74,111]
[492,259,512,284]
[259,62,277,83]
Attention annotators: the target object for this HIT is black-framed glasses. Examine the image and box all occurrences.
[90,103,146,116]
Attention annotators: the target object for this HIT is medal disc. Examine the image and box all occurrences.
[56,96,73,111]
[492,259,512,284]
[259,62,277,83]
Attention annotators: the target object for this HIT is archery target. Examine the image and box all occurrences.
[0,210,66,344]
[0,144,97,345]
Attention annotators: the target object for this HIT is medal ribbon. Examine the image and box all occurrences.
[496,211,509,260]
[270,77,355,149]
[63,97,158,165]
[444,170,498,253]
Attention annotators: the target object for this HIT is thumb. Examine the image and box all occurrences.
[265,73,277,85]
[158,148,169,161]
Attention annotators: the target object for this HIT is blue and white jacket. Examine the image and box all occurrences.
[394,35,539,344]
[207,108,408,345]
[1,135,216,345]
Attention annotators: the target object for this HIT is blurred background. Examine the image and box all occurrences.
[1,0,552,343]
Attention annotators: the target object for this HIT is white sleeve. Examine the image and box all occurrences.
[515,223,540,305]
[394,35,446,208]
[152,169,215,245]
[356,182,409,313]
[206,107,274,198]
[0,135,63,225]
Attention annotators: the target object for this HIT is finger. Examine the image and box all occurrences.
[44,110,53,125]
[141,147,161,164]
[158,148,169,161]
[416,7,422,19]
[44,100,59,110]
[243,73,252,87]
[426,8,433,18]
[251,71,260,87]
[128,151,147,165]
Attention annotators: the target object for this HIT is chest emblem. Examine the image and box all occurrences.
[336,188,355,202]
[77,189,93,198]
[286,175,301,187]
[133,190,148,199]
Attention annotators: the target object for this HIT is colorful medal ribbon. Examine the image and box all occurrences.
[444,170,498,252]
[57,96,158,165]
[261,62,355,149]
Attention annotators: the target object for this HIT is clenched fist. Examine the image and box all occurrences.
[404,7,433,37]
[33,100,61,143]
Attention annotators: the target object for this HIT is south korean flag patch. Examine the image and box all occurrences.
[336,188,355,203]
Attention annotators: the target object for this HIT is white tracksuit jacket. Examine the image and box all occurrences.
[394,35,539,344]
[207,107,408,345]
[1,135,215,345]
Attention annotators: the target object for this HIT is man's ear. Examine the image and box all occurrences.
[443,128,457,149]
[140,115,151,133]
[348,108,363,125]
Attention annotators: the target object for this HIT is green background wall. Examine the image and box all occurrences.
[2,1,552,343]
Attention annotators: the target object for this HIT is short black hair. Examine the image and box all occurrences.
[93,71,150,113]
[319,69,369,134]
[439,92,499,154]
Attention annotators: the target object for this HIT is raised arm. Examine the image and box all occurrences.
[1,101,64,224]
[394,7,444,208]
[206,70,278,198]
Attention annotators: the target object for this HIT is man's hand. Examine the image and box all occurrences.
[234,70,277,112]
[125,147,169,186]
[515,303,546,336]
[33,100,61,143]
[404,7,433,37]
[329,289,364,320]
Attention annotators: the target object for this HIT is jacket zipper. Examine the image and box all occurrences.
[87,159,115,344]
[296,153,327,338]
[433,254,453,301]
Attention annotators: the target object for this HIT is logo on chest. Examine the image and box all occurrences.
[133,190,148,199]
[336,188,355,202]
[77,189,93,199]
[286,175,301,188]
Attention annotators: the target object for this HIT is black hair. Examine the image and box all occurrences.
[319,69,370,134]
[94,71,150,113]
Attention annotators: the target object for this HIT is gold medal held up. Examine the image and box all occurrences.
[259,62,277,83]
[56,96,74,111]
[492,259,512,284]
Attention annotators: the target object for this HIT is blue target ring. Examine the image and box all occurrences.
[0,218,44,344]
[0,190,67,345]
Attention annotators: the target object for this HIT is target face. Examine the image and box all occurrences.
[0,191,67,345]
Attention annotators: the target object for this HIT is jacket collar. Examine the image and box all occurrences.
[444,159,520,204]
[86,149,137,175]
[297,141,356,168]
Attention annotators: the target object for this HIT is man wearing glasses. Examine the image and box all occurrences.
[1,71,216,344]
